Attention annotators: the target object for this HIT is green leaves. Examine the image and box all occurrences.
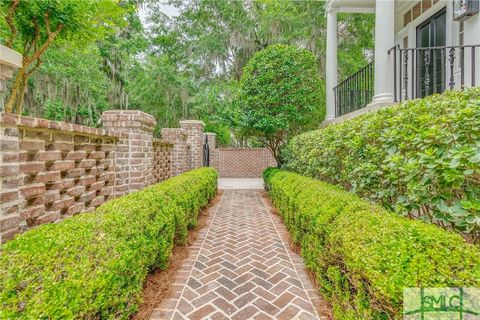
[0,168,218,319]
[264,169,480,319]
[236,44,324,163]
[284,89,480,239]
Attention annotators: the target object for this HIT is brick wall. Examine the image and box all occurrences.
[101,110,156,194]
[161,128,188,176]
[180,120,204,170]
[1,111,206,243]
[0,113,118,242]
[153,138,173,183]
[206,133,276,178]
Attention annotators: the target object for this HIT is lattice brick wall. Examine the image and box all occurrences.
[0,113,119,241]
[153,139,173,183]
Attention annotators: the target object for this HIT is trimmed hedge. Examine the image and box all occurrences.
[283,89,480,238]
[0,168,217,319]
[264,168,480,319]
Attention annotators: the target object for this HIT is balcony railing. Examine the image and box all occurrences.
[333,61,374,117]
[389,44,479,102]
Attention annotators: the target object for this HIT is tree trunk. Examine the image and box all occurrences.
[5,67,27,114]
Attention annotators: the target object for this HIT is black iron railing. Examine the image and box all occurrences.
[389,44,479,102]
[333,61,374,117]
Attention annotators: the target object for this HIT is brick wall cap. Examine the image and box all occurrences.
[101,110,156,126]
[161,128,187,134]
[217,147,271,151]
[0,113,119,138]
[179,120,205,127]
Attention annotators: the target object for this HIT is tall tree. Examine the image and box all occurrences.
[236,44,324,164]
[0,0,127,114]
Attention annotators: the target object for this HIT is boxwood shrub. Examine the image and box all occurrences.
[283,89,480,239]
[0,167,217,319]
[264,168,480,319]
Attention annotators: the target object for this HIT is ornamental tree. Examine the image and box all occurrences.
[236,44,324,165]
[0,0,127,114]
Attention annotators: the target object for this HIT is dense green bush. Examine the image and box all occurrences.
[236,44,325,164]
[0,168,217,319]
[264,169,480,319]
[283,89,480,239]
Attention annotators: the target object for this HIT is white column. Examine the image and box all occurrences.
[0,45,22,111]
[325,8,337,121]
[370,0,395,106]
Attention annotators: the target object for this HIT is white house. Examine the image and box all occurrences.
[325,0,480,122]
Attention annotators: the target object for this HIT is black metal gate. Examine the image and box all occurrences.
[203,135,210,167]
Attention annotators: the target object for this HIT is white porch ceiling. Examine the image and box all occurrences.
[327,0,376,13]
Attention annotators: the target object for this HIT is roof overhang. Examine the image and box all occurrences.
[327,0,376,13]
[0,45,22,69]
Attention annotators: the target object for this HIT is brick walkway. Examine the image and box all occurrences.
[150,190,329,320]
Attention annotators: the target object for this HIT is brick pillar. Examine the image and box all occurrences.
[180,120,205,170]
[101,110,156,196]
[205,132,217,168]
[161,128,188,176]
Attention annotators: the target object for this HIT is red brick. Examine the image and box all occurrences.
[65,202,85,215]
[78,191,96,203]
[48,196,75,211]
[46,141,73,151]
[0,216,21,231]
[89,196,105,207]
[38,151,62,161]
[47,160,75,171]
[98,186,114,197]
[88,181,105,192]
[99,172,115,182]
[20,140,45,151]
[28,171,61,183]
[21,205,45,220]
[2,152,19,163]
[76,175,96,186]
[0,191,18,202]
[21,184,45,198]
[1,227,20,242]
[20,162,45,175]
[1,139,19,152]
[33,211,61,226]
[64,151,86,160]
[45,190,61,203]
[66,168,85,178]
[66,186,86,197]
[27,195,45,206]
[46,179,75,190]
[77,159,96,169]
[88,151,105,159]
[19,116,36,127]
[1,112,19,125]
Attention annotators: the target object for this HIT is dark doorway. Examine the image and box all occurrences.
[416,8,447,98]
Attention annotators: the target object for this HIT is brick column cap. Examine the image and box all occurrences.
[179,120,205,127]
[205,132,217,136]
[161,128,188,143]
[101,110,156,133]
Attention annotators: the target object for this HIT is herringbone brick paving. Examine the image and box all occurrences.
[151,190,330,320]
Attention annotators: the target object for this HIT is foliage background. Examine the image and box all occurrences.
[0,0,374,144]
[283,89,480,241]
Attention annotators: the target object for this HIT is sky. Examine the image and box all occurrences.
[139,2,181,28]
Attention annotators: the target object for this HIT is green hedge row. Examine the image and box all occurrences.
[0,168,217,319]
[283,89,480,238]
[264,168,480,319]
